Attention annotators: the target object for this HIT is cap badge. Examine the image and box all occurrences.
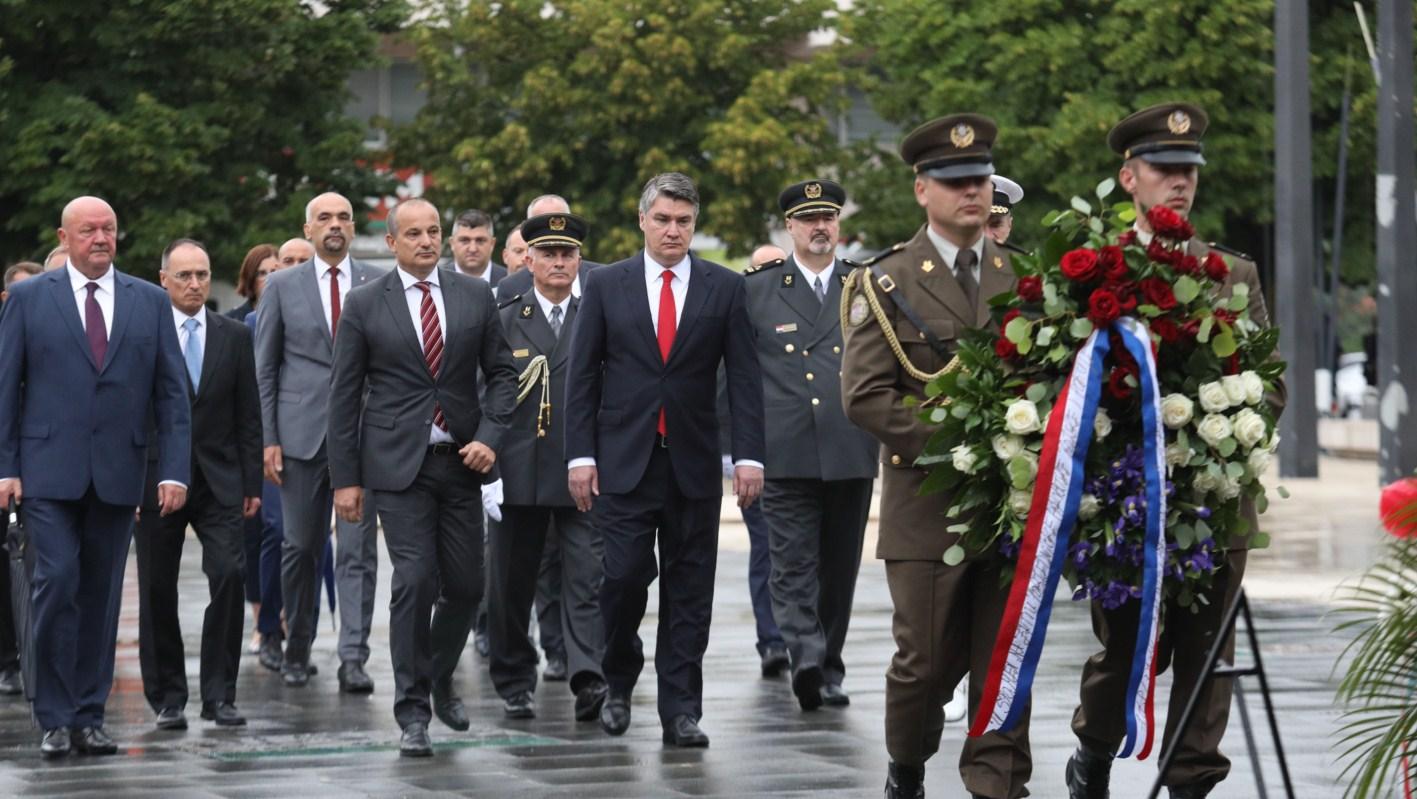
[921,259,936,273]
[804,182,823,199]
[950,123,975,148]
[1168,110,1191,135]
[549,216,567,231]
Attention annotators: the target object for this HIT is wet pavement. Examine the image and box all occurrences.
[0,456,1375,797]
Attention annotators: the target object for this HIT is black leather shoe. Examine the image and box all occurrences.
[574,680,608,722]
[543,655,568,682]
[503,691,535,719]
[258,637,283,672]
[337,661,374,694]
[399,722,433,758]
[793,666,825,711]
[1167,783,1215,799]
[155,706,188,731]
[600,693,631,736]
[432,683,470,731]
[885,761,925,799]
[70,726,117,755]
[662,714,709,748]
[40,727,70,759]
[474,631,490,658]
[1065,745,1113,799]
[760,643,789,678]
[281,661,309,687]
[0,665,23,696]
[820,682,850,707]
[200,702,246,727]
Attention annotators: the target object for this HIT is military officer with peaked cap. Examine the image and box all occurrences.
[1065,102,1283,799]
[987,175,1025,251]
[840,114,1027,799]
[484,212,609,724]
[743,179,878,713]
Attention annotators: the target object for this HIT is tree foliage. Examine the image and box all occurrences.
[0,0,406,279]
[390,0,844,260]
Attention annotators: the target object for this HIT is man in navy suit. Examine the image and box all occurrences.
[565,172,765,748]
[0,196,191,758]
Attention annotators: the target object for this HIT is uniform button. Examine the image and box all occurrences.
[806,372,814,381]
[833,345,841,354]
[890,454,902,465]
[811,398,820,406]
[785,344,795,353]
[803,350,810,356]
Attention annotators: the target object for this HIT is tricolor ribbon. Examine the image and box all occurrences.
[969,317,1168,760]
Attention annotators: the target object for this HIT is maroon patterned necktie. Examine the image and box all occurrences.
[85,282,107,366]
[414,281,446,430]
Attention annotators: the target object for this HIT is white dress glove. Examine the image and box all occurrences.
[481,478,504,522]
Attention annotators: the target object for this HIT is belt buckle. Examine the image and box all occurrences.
[430,442,455,455]
[877,274,896,293]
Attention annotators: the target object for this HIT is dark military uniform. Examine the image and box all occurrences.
[840,114,1028,799]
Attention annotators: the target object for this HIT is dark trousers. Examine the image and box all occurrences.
[0,547,17,671]
[534,529,564,659]
[24,489,134,730]
[1072,550,1249,789]
[135,479,245,710]
[242,513,262,604]
[740,499,783,654]
[884,558,1032,799]
[256,479,284,637]
[375,448,482,729]
[762,477,871,684]
[488,505,603,698]
[597,446,721,725]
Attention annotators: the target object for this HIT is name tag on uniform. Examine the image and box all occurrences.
[775,323,798,334]
[512,348,530,358]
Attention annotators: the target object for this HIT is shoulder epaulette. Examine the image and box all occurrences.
[745,257,785,276]
[1000,241,1028,255]
[862,242,907,267]
[1207,242,1253,262]
[497,293,523,310]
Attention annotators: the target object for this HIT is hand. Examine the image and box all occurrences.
[481,479,504,522]
[157,483,188,517]
[733,464,764,509]
[242,496,262,519]
[263,445,284,485]
[0,478,20,509]
[460,441,496,473]
[568,465,599,513]
[721,455,734,480]
[333,486,364,523]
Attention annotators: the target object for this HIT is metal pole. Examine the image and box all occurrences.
[1376,0,1417,484]
[1329,77,1352,413]
[1275,0,1319,477]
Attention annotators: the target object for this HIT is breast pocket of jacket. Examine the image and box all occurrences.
[895,317,956,375]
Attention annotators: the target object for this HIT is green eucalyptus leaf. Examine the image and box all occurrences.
[942,545,966,566]
[1228,293,1248,312]
[1197,316,1214,343]
[1069,317,1094,339]
[1211,329,1237,358]
[1036,326,1056,347]
[1016,335,1033,355]
[1004,316,1030,344]
[1095,177,1116,200]
[1025,382,1049,403]
[1070,196,1092,215]
[1174,276,1201,304]
[1217,437,1237,457]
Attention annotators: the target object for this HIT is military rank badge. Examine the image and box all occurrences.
[783,274,794,286]
[775,323,797,334]
[521,305,533,318]
[921,259,936,273]
[848,294,869,327]
[994,256,1004,269]
[512,348,530,358]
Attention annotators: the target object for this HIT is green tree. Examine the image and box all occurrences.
[390,0,844,260]
[0,0,406,279]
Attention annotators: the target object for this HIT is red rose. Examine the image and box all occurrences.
[1152,317,1182,343]
[1181,318,1201,340]
[1226,353,1241,375]
[995,336,1019,360]
[1174,254,1200,275]
[1204,251,1230,281]
[1145,205,1195,241]
[1017,275,1043,302]
[1106,367,1134,400]
[1087,288,1122,326]
[1146,239,1180,267]
[1104,280,1138,312]
[1060,248,1102,283]
[1099,246,1128,280]
[1002,308,1023,325]
[1140,277,1177,310]
[1118,230,1138,247]
[1214,308,1238,326]
[1381,477,1417,539]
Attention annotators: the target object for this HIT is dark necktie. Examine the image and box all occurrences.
[813,275,826,304]
[84,282,107,366]
[657,270,676,436]
[955,249,979,309]
[549,305,563,339]
[329,266,342,337]
[414,281,446,431]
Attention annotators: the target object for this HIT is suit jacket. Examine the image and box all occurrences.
[254,258,384,460]
[745,255,878,481]
[224,299,254,322]
[842,227,1016,560]
[564,251,764,499]
[0,268,191,506]
[442,261,507,289]
[495,260,602,303]
[327,268,517,493]
[143,311,262,509]
[498,293,579,506]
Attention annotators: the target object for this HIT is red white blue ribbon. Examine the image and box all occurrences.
[970,317,1167,761]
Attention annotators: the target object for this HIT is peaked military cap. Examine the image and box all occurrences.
[778,179,845,219]
[1108,102,1209,165]
[899,113,997,180]
[991,175,1024,215]
[523,212,588,248]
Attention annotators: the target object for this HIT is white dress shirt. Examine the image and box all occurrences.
[317,254,354,332]
[396,266,455,445]
[925,226,984,285]
[67,262,115,339]
[794,258,835,295]
[533,287,571,328]
[172,305,207,365]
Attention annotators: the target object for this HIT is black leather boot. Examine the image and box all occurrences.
[1064,744,1113,799]
[884,761,925,798]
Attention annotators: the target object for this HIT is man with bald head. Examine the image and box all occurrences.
[255,192,385,691]
[277,238,315,268]
[0,197,191,757]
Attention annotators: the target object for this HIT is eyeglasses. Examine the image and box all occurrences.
[171,271,211,284]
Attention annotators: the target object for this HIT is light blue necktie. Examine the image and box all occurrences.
[183,317,202,391]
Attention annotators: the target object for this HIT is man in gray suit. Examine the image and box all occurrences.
[745,179,877,711]
[328,198,516,757]
[254,192,383,691]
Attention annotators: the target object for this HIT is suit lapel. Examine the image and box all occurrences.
[911,228,977,325]
[380,272,428,378]
[195,314,225,399]
[519,300,559,360]
[104,272,135,374]
[551,296,578,368]
[777,256,821,326]
[668,256,713,364]
[439,276,466,373]
[297,261,333,354]
[47,272,97,371]
[623,256,660,358]
[975,240,1015,327]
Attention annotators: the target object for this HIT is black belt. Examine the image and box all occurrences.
[428,442,461,456]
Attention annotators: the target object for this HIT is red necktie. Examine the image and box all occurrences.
[657,269,676,436]
[415,281,447,430]
[329,265,342,337]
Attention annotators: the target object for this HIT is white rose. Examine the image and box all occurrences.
[1004,399,1042,435]
[951,444,981,475]
[1192,470,1221,495]
[1165,441,1190,468]
[1231,408,1267,449]
[1241,371,1265,406]
[1008,488,1033,519]
[1247,447,1272,476]
[1093,407,1113,440]
[1222,375,1248,406]
[1011,451,1039,481]
[992,434,1024,461]
[1078,493,1101,521]
[1266,432,1281,453]
[1218,474,1242,500]
[1161,393,1195,429]
[1196,413,1233,448]
[1198,381,1231,413]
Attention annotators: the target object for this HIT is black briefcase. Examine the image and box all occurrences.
[5,503,35,702]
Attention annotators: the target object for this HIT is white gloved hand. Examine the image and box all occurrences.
[721,455,735,480]
[481,479,504,522]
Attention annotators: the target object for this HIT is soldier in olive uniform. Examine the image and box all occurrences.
[485,213,609,724]
[744,180,878,711]
[841,114,1027,799]
[1065,103,1283,799]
